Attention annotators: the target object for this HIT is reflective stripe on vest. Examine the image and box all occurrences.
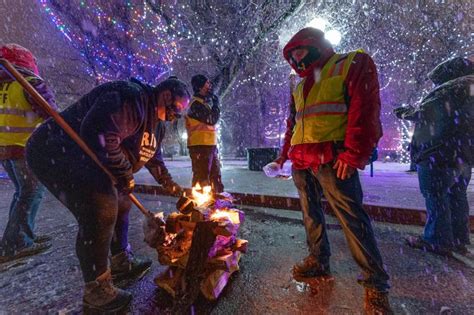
[0,78,43,147]
[185,96,217,146]
[295,102,348,120]
[0,108,29,116]
[291,51,360,145]
[0,126,36,133]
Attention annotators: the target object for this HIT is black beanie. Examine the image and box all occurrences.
[191,74,209,94]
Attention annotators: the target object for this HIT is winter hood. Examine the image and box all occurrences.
[283,27,335,77]
[428,57,474,85]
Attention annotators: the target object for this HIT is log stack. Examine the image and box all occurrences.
[147,188,247,305]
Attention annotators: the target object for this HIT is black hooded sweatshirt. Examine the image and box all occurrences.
[28,78,174,185]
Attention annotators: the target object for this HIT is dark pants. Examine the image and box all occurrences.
[292,164,389,292]
[26,129,131,282]
[1,158,45,253]
[292,169,330,265]
[417,161,471,248]
[189,145,224,193]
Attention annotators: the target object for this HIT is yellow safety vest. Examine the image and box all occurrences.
[291,51,360,145]
[0,78,43,147]
[185,96,217,146]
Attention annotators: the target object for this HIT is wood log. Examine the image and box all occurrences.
[172,221,218,313]
[176,195,195,214]
[232,239,248,253]
[207,250,241,272]
[165,212,184,233]
[201,251,241,300]
[154,267,184,298]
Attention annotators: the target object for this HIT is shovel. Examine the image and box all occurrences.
[0,58,164,240]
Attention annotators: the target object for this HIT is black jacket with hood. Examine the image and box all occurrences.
[28,78,174,186]
[395,57,474,166]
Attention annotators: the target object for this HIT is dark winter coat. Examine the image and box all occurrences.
[28,78,173,185]
[395,57,474,166]
[187,93,220,126]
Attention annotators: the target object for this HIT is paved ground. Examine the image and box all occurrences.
[0,180,473,314]
[135,159,474,214]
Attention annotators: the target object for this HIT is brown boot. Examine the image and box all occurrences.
[83,269,132,313]
[364,288,393,315]
[111,249,152,281]
[293,255,331,278]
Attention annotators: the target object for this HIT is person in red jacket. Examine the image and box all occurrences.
[276,28,391,314]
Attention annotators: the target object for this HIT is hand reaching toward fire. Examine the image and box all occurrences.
[164,181,183,195]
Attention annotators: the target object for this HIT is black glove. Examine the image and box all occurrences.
[164,181,183,195]
[393,105,414,119]
[210,94,219,106]
[116,175,135,195]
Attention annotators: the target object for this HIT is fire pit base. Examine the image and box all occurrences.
[155,249,242,300]
[146,190,248,308]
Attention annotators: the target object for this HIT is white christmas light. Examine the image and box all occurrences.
[306,17,328,31]
[325,29,342,46]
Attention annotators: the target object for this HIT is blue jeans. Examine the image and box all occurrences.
[417,162,472,248]
[1,158,45,252]
[292,164,390,291]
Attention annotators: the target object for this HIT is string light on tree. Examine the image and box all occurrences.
[38,0,179,84]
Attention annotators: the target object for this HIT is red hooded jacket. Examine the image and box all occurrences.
[279,28,382,171]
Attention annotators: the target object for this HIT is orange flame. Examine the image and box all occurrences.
[210,209,240,224]
[191,183,213,207]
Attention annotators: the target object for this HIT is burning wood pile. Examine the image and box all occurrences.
[143,184,247,304]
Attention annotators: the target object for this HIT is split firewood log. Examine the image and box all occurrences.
[172,221,218,313]
[201,251,241,300]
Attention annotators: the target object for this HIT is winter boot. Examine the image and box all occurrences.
[364,288,393,315]
[453,244,469,255]
[293,255,331,278]
[405,235,453,257]
[111,249,152,282]
[0,241,51,264]
[83,269,132,313]
[34,234,53,243]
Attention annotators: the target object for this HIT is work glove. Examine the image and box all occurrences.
[116,175,135,195]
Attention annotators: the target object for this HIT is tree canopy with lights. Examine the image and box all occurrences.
[38,0,473,158]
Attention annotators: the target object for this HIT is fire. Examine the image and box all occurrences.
[210,209,241,224]
[191,183,213,207]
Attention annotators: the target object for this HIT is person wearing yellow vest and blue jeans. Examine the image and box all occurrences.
[0,44,57,263]
[186,74,224,193]
[278,28,392,314]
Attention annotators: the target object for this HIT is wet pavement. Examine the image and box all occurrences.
[1,180,473,314]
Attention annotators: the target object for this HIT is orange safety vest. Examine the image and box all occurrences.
[185,96,217,146]
[291,51,360,145]
[0,78,43,147]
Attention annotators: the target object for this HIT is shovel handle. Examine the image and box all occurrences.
[0,58,150,217]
